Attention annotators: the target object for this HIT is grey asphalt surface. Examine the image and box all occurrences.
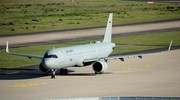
[0,49,179,100]
[0,15,180,99]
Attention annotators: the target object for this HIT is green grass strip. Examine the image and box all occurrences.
[0,0,180,35]
[0,30,180,68]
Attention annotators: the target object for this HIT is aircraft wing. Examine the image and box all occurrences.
[83,52,161,62]
[84,40,173,62]
[6,42,43,59]
[104,52,161,61]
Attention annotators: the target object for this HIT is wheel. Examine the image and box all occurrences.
[95,72,98,74]
[59,69,68,75]
[60,69,64,75]
[51,75,56,79]
[95,72,102,74]
[64,69,68,75]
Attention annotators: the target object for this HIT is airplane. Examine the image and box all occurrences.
[6,13,173,79]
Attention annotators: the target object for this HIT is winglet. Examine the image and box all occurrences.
[168,40,173,51]
[6,41,9,53]
[102,13,113,43]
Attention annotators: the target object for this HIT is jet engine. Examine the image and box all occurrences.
[39,63,51,73]
[92,60,108,74]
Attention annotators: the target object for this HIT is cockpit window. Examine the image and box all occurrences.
[44,54,58,58]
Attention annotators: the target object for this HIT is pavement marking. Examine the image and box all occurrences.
[139,64,155,67]
[12,81,45,88]
[119,67,137,71]
[119,63,155,71]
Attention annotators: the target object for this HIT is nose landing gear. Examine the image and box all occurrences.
[51,69,57,79]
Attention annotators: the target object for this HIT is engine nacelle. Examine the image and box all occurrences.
[92,60,108,73]
[39,63,51,73]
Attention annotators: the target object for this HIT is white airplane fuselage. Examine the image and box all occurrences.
[42,42,115,69]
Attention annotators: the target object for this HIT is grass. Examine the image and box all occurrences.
[0,30,180,68]
[0,0,180,35]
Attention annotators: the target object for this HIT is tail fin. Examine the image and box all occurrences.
[102,13,113,43]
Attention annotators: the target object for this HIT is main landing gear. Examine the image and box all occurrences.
[60,68,68,75]
[51,68,68,79]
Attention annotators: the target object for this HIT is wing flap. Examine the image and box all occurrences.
[105,52,161,61]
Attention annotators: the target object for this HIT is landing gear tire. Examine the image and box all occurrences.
[95,72,102,74]
[51,75,56,79]
[60,69,63,75]
[64,69,68,75]
[60,68,68,75]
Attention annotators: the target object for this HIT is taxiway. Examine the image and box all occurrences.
[0,19,180,100]
[0,20,180,48]
[0,49,179,100]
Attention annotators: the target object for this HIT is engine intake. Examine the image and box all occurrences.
[92,60,108,73]
[39,63,51,73]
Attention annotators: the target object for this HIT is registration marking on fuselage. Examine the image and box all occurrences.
[12,82,45,88]
[119,64,155,71]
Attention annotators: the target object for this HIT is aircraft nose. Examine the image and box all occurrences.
[42,59,55,69]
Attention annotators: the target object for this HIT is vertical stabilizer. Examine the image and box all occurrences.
[102,13,113,43]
